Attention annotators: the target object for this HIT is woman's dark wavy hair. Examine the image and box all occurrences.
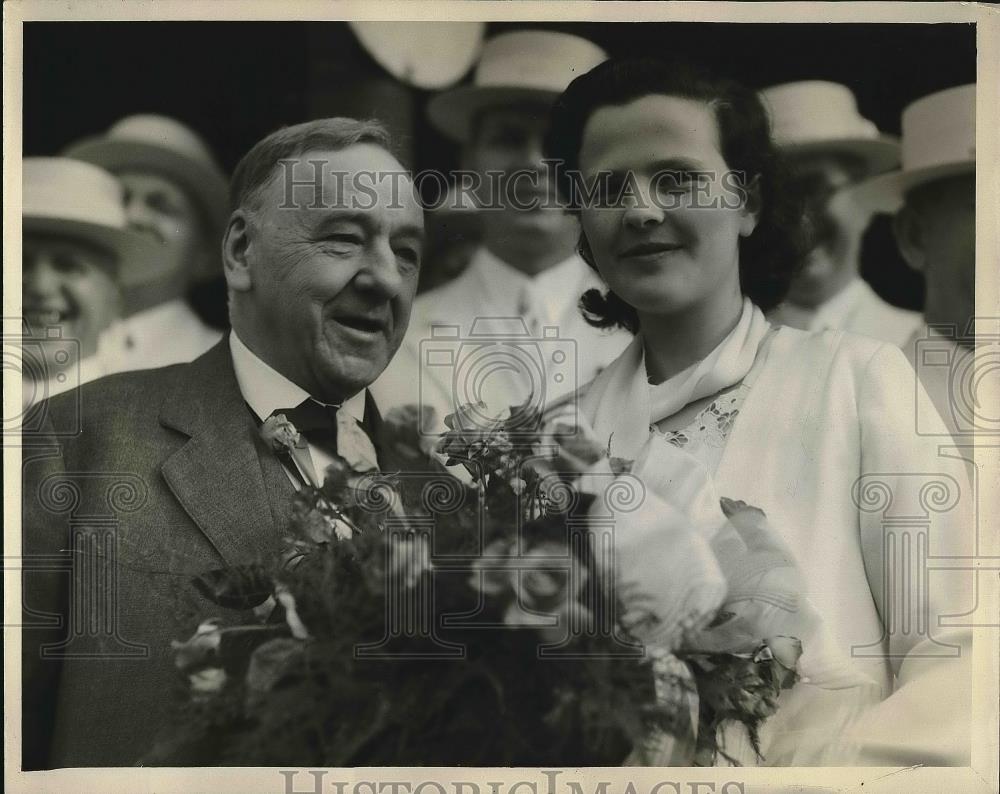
[544,58,807,334]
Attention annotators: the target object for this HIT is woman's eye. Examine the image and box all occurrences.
[599,177,626,207]
[656,173,694,194]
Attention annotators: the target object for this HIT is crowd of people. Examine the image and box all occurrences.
[21,28,979,769]
[22,31,976,439]
[22,114,228,407]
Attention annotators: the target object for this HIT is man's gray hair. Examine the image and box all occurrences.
[230,117,393,212]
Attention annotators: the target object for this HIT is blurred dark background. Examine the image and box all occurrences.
[23,21,977,309]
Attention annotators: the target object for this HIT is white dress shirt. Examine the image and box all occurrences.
[769,277,922,349]
[115,299,222,372]
[373,246,631,430]
[229,331,368,484]
[474,247,587,332]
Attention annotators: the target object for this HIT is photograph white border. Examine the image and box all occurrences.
[4,3,998,793]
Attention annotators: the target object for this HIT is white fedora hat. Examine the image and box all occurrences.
[849,84,976,214]
[760,80,900,176]
[22,157,163,287]
[427,30,607,142]
[63,114,230,233]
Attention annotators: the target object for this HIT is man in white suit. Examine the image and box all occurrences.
[65,115,228,370]
[373,30,631,430]
[852,83,977,441]
[763,81,923,347]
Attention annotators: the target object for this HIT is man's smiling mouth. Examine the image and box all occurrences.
[24,307,77,327]
[331,315,387,334]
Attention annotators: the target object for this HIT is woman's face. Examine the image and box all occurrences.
[578,94,758,317]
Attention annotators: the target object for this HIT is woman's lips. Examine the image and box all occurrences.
[619,242,683,260]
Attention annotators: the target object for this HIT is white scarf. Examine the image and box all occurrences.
[582,297,771,459]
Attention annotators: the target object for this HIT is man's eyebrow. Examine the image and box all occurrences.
[392,224,426,244]
[313,213,425,243]
[313,212,373,233]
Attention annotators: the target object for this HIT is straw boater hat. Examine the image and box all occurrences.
[849,83,976,214]
[63,114,230,234]
[23,157,162,286]
[427,30,607,142]
[760,81,901,177]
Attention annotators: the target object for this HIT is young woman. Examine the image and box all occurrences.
[545,59,973,766]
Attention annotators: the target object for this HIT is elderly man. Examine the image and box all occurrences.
[374,30,631,430]
[763,81,923,347]
[21,157,157,407]
[22,118,423,768]
[852,83,976,440]
[65,114,229,369]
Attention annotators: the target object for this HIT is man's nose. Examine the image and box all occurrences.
[804,201,835,245]
[355,241,406,298]
[514,132,547,172]
[23,256,61,297]
[124,194,155,230]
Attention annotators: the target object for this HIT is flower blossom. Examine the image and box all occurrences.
[170,619,223,672]
[260,414,300,454]
[189,667,227,698]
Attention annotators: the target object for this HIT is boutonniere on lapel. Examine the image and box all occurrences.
[259,412,389,548]
[260,413,318,486]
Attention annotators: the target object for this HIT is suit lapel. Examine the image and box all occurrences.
[159,339,293,566]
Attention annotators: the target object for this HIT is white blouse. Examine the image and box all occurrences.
[583,325,975,766]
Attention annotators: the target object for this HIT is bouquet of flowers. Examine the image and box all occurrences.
[143,401,802,767]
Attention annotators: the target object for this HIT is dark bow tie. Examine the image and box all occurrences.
[273,398,343,453]
[280,398,341,433]
[263,393,382,468]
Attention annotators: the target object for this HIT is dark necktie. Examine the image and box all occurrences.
[276,398,341,457]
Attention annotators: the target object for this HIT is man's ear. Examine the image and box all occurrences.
[222,209,253,292]
[738,174,762,238]
[893,204,926,272]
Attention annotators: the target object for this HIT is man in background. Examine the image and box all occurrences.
[763,81,922,347]
[374,30,631,429]
[65,114,229,369]
[853,83,976,440]
[21,157,157,407]
[416,185,482,294]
